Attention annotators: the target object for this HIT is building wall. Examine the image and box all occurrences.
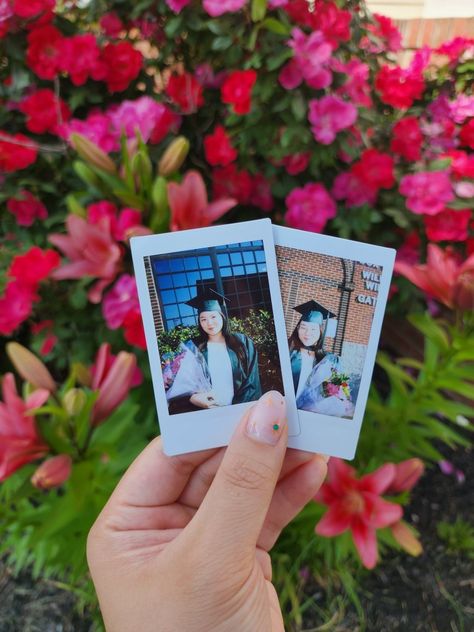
[366,0,473,19]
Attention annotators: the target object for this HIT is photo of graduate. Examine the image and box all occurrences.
[144,241,284,415]
[277,244,382,421]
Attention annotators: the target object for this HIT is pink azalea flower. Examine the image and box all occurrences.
[282,152,311,175]
[165,0,191,12]
[109,96,170,144]
[449,94,474,124]
[399,171,454,215]
[60,111,119,153]
[0,373,50,482]
[278,59,304,90]
[308,95,357,145]
[332,171,377,208]
[315,458,403,569]
[334,58,372,107]
[287,28,332,89]
[168,170,237,231]
[285,182,337,233]
[49,215,122,303]
[102,274,140,330]
[203,0,247,17]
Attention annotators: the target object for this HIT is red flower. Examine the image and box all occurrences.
[8,246,60,289]
[20,89,71,135]
[281,152,311,175]
[6,190,47,226]
[98,42,143,93]
[166,72,204,114]
[0,282,36,335]
[168,170,237,231]
[459,119,474,150]
[0,373,49,482]
[284,1,351,46]
[443,150,474,180]
[424,209,471,242]
[390,117,423,161]
[352,149,395,191]
[315,459,403,569]
[123,310,147,349]
[0,132,38,172]
[204,125,237,166]
[100,12,124,38]
[212,163,252,204]
[60,34,102,86]
[12,0,55,19]
[26,25,64,80]
[375,65,425,109]
[249,173,274,212]
[221,70,257,115]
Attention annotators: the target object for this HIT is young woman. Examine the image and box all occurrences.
[168,290,262,411]
[289,300,353,417]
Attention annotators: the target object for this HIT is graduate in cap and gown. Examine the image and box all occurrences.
[289,300,354,417]
[168,289,262,412]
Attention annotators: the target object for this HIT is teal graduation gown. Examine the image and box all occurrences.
[201,333,262,404]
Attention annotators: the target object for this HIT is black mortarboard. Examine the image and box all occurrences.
[185,288,230,314]
[293,300,336,325]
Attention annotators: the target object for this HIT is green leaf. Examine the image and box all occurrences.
[261,17,291,35]
[211,35,233,51]
[409,313,450,350]
[436,378,474,401]
[251,0,267,22]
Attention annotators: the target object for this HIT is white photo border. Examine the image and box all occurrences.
[131,219,300,456]
[274,225,396,460]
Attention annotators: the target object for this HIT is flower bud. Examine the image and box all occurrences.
[70,133,117,175]
[63,388,87,416]
[388,458,424,493]
[453,271,474,312]
[390,521,422,556]
[91,351,137,425]
[150,175,170,232]
[73,160,101,189]
[6,342,56,392]
[158,136,190,177]
[72,362,92,387]
[31,455,72,490]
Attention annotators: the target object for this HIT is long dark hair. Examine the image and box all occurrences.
[195,311,248,373]
[288,318,326,363]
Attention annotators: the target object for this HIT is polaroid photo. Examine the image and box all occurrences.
[131,219,300,456]
[274,225,396,460]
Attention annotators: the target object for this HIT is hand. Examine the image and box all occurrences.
[190,391,218,408]
[87,391,328,632]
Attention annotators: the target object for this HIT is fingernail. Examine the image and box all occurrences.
[246,391,286,446]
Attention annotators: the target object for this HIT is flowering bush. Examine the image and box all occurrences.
[1,0,473,627]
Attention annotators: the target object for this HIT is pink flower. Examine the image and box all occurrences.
[399,171,454,215]
[221,69,257,115]
[449,94,474,124]
[168,170,237,231]
[49,215,122,303]
[203,0,247,17]
[102,274,140,330]
[249,174,274,212]
[8,246,60,289]
[109,96,170,144]
[0,282,36,336]
[149,104,181,144]
[60,111,119,153]
[282,152,311,175]
[308,96,357,145]
[285,182,337,233]
[315,458,403,569]
[362,14,402,53]
[390,117,423,162]
[31,454,72,490]
[0,373,49,482]
[437,36,474,61]
[334,58,372,107]
[31,320,58,356]
[60,34,102,86]
[424,209,471,242]
[165,0,191,11]
[90,344,139,425]
[6,190,47,226]
[387,459,424,493]
[285,28,332,90]
[100,12,124,37]
[332,171,377,208]
[351,149,395,191]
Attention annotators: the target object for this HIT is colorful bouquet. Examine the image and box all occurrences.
[322,368,351,400]
[162,341,212,401]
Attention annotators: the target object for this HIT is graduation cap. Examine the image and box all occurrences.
[185,288,230,314]
[293,300,336,325]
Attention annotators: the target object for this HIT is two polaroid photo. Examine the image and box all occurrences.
[131,219,395,459]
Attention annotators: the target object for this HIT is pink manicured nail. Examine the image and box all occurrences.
[245,391,286,446]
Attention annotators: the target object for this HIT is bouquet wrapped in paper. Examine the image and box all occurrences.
[322,368,351,400]
[297,356,354,418]
[162,341,212,401]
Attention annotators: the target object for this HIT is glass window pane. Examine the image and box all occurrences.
[157,275,173,289]
[229,242,239,249]
[198,256,212,269]
[201,269,214,280]
[252,240,263,247]
[243,251,254,264]
[169,258,185,272]
[164,304,179,319]
[241,241,251,247]
[245,264,257,274]
[154,259,170,273]
[184,257,198,270]
[217,253,230,266]
[233,265,245,275]
[172,273,187,288]
[230,252,243,264]
[183,316,197,326]
[221,267,232,277]
[179,303,194,317]
[175,287,191,302]
[187,271,201,285]
[161,290,176,304]
[255,250,266,262]
[166,319,176,329]
[257,263,267,273]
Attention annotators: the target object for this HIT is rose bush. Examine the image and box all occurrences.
[1,0,473,627]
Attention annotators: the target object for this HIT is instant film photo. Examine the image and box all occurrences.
[274,225,395,460]
[131,219,300,455]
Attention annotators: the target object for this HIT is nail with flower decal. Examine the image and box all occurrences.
[245,391,286,446]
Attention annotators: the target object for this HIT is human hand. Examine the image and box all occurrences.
[87,391,328,632]
[190,391,218,408]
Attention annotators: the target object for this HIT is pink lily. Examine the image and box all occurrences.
[168,170,237,231]
[315,458,403,569]
[387,458,424,493]
[49,214,122,303]
[0,373,50,482]
[31,454,72,490]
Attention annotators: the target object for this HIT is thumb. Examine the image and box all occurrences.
[190,391,287,557]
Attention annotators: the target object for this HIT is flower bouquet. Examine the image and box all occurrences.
[322,368,352,400]
[162,341,212,401]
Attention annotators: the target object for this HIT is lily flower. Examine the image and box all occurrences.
[49,214,122,303]
[314,458,403,569]
[0,373,49,482]
[6,342,56,392]
[395,244,474,310]
[90,343,138,425]
[387,458,424,493]
[168,170,237,231]
[31,454,72,490]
